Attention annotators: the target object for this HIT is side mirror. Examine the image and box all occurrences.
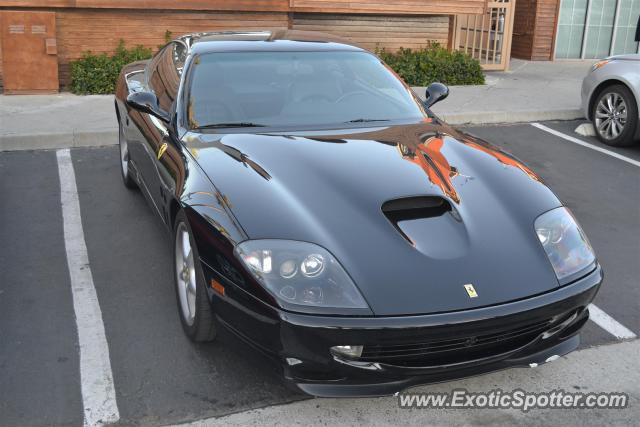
[126,91,170,123]
[424,82,449,108]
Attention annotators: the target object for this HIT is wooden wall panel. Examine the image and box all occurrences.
[0,1,289,12]
[511,0,535,59]
[531,0,559,60]
[55,9,289,86]
[292,13,450,51]
[511,0,559,60]
[1,1,75,6]
[290,0,485,15]
[75,0,290,12]
[2,0,481,14]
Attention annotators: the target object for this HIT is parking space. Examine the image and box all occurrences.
[0,120,638,426]
[71,147,302,424]
[464,120,640,340]
[540,121,640,163]
[0,151,83,426]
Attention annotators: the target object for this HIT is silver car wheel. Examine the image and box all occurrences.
[119,124,129,179]
[595,92,627,141]
[175,223,197,326]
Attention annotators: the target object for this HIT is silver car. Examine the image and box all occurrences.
[581,54,640,147]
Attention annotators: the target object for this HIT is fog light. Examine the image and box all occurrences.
[330,345,363,358]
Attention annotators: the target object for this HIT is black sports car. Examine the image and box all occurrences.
[115,30,602,397]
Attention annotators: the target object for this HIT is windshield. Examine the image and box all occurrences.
[186,51,426,129]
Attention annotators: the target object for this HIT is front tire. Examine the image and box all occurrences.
[118,120,138,189]
[592,84,638,147]
[173,210,217,342]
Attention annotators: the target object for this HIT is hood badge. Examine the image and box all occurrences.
[464,284,478,298]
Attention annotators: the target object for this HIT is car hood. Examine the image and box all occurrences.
[183,121,563,316]
[608,53,640,61]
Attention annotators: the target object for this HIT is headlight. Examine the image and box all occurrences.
[234,240,370,313]
[535,207,596,281]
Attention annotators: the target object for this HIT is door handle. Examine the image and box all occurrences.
[157,142,168,160]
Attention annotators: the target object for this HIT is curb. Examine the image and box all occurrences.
[0,129,117,151]
[0,110,585,151]
[438,109,584,126]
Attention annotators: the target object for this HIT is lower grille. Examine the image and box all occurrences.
[359,313,573,367]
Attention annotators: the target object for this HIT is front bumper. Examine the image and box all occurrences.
[212,264,602,397]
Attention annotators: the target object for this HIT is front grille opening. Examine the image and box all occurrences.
[359,311,580,368]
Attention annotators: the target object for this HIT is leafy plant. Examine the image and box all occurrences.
[158,30,173,49]
[70,40,153,94]
[377,44,485,87]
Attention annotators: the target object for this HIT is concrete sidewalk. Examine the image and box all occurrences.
[0,59,595,151]
[0,94,116,151]
[173,340,639,427]
[430,59,595,125]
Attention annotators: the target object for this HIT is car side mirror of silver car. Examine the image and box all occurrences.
[424,82,450,108]
[126,91,170,123]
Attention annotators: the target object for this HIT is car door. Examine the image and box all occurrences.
[152,41,189,225]
[131,43,182,222]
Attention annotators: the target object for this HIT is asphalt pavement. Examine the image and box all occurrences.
[0,120,638,426]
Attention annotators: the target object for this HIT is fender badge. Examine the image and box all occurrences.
[157,142,168,160]
[464,284,478,298]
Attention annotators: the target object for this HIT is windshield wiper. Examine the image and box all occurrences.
[195,122,267,129]
[345,118,390,123]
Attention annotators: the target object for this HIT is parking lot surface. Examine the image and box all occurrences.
[1,120,638,426]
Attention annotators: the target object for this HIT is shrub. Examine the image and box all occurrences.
[70,40,153,94]
[377,44,485,87]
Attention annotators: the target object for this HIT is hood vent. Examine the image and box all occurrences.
[382,196,451,223]
[382,196,466,255]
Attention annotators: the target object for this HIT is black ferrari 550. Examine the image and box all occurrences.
[115,30,602,397]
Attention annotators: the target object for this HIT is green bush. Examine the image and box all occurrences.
[377,44,485,87]
[70,40,153,94]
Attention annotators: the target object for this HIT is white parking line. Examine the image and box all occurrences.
[588,304,637,340]
[56,149,120,426]
[531,122,640,168]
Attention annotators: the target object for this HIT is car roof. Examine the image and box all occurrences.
[178,29,365,55]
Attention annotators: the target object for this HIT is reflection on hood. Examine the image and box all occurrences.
[399,135,462,204]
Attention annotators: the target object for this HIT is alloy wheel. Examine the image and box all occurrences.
[119,124,129,179]
[175,223,197,326]
[595,92,627,141]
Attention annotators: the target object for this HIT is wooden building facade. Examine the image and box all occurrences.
[6,1,631,93]
[0,0,490,92]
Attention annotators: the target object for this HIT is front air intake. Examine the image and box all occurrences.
[382,196,451,223]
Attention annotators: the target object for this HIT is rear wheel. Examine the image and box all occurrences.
[118,120,138,189]
[173,210,217,342]
[592,84,638,147]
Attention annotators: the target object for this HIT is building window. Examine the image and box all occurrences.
[556,0,589,59]
[556,0,640,59]
[612,0,640,55]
